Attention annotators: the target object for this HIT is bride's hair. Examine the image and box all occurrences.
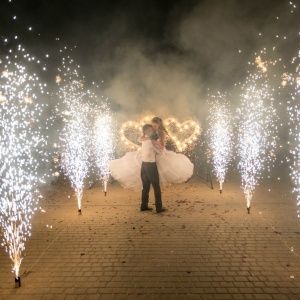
[151,117,169,136]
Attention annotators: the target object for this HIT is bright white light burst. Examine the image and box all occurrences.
[58,54,91,212]
[286,51,300,216]
[207,93,233,193]
[237,60,277,212]
[93,106,115,195]
[0,45,48,278]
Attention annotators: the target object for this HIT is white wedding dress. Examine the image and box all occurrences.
[109,141,194,191]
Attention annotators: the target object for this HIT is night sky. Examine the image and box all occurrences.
[1,0,299,118]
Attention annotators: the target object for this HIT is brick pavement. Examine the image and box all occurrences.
[0,174,300,300]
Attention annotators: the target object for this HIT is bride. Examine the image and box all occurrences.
[109,117,194,191]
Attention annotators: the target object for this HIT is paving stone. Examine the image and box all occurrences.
[0,178,300,299]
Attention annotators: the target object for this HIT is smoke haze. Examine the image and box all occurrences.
[81,0,293,120]
[1,0,299,122]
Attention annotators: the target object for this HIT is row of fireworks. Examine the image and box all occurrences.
[0,46,117,285]
[1,0,300,288]
[1,43,300,286]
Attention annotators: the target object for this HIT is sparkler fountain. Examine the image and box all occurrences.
[58,54,91,214]
[207,94,233,193]
[0,45,48,286]
[93,106,115,196]
[286,51,300,217]
[237,57,277,213]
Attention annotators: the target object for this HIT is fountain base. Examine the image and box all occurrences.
[15,277,21,288]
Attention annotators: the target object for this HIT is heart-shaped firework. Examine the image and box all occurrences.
[120,116,201,152]
[120,116,154,150]
[164,118,202,152]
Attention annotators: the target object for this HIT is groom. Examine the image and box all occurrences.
[140,124,166,213]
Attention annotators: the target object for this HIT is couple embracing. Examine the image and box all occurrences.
[109,117,194,213]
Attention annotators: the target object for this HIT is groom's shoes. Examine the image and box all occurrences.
[141,207,153,211]
[156,208,167,213]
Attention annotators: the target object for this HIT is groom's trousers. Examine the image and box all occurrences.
[141,162,162,210]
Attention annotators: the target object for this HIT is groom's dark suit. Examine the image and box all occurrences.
[140,139,162,211]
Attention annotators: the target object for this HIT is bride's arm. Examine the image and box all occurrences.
[151,130,166,150]
[158,130,166,148]
[138,136,150,142]
[152,140,164,150]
